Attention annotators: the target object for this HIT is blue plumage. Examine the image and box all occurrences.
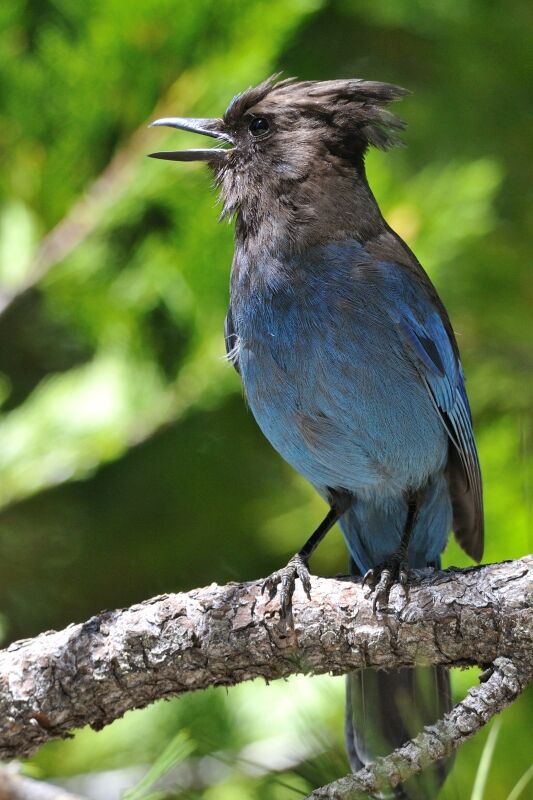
[230,239,476,572]
[150,75,484,797]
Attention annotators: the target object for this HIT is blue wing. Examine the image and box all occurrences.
[397,305,484,561]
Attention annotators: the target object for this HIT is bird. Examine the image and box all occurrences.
[149,75,484,797]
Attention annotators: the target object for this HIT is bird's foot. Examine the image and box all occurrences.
[262,553,312,617]
[363,553,410,613]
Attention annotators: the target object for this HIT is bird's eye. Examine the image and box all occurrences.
[248,117,270,136]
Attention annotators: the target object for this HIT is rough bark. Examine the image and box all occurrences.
[0,558,531,762]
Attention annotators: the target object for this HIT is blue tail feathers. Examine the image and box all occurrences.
[345,661,453,798]
[343,481,454,798]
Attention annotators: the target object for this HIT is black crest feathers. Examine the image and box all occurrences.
[224,74,410,151]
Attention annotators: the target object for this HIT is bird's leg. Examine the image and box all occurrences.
[363,490,420,613]
[262,509,338,611]
[262,490,350,617]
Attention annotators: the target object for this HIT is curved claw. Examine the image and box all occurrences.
[372,568,393,613]
[362,567,376,588]
[262,554,311,617]
[364,557,410,613]
[398,564,409,585]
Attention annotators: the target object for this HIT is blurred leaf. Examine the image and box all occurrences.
[123,731,194,800]
[470,718,501,800]
[507,764,533,800]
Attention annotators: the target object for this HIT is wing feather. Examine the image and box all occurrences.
[398,311,484,561]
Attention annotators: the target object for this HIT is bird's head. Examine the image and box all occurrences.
[149,76,409,246]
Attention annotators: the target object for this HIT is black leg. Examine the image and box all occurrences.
[298,507,340,559]
[363,490,421,612]
[399,492,420,555]
[262,490,351,617]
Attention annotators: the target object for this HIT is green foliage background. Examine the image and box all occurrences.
[0,1,531,797]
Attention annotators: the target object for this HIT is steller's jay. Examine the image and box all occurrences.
[149,76,483,797]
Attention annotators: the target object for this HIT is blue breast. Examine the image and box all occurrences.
[230,240,448,507]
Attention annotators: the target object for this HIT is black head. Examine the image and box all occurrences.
[149,75,409,243]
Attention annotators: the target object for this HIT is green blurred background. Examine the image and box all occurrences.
[0,0,531,798]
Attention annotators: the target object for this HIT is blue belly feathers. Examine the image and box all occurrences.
[230,240,454,572]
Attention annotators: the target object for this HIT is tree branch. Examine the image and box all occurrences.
[305,656,532,799]
[0,767,86,800]
[1,558,531,764]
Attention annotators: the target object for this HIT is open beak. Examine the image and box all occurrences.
[148,117,232,163]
